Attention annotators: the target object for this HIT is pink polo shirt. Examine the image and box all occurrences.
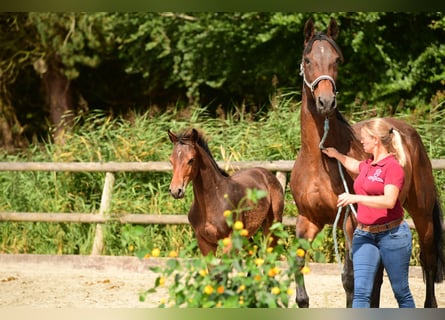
[353,154,405,225]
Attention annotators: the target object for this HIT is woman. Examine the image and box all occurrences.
[322,118,415,308]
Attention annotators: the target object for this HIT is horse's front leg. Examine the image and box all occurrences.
[295,214,321,308]
[342,248,354,307]
[295,253,309,308]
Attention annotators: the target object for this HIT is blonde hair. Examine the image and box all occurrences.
[361,118,406,167]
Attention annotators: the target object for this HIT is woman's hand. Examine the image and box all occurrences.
[322,147,340,159]
[337,192,357,207]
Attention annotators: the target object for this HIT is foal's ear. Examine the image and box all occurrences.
[168,130,178,143]
[327,17,339,40]
[304,17,315,44]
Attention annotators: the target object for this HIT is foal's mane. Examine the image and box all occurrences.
[177,129,229,177]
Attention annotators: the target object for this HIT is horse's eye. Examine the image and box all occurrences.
[304,57,310,65]
[187,158,194,165]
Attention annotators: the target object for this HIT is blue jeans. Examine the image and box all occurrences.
[352,221,415,308]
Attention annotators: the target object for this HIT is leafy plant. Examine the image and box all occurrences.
[141,188,314,308]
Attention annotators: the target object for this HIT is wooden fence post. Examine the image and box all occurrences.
[276,171,287,192]
[91,172,115,255]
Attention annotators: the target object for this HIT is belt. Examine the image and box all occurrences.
[356,218,403,233]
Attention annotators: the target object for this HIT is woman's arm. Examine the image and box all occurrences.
[336,184,400,209]
[321,147,361,175]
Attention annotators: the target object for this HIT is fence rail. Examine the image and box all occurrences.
[0,159,444,172]
[1,160,444,254]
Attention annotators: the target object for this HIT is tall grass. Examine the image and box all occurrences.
[0,91,443,262]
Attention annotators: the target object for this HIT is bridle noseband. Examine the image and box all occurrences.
[300,62,337,95]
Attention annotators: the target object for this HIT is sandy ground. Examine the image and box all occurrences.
[0,254,444,308]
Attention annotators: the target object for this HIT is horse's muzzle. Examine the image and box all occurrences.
[169,186,185,199]
[317,95,337,117]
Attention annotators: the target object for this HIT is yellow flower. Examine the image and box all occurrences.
[237,285,246,293]
[239,229,249,236]
[267,266,280,277]
[223,210,232,217]
[168,250,178,257]
[234,221,244,230]
[158,277,166,286]
[222,237,232,247]
[143,253,150,259]
[254,258,264,266]
[128,244,134,252]
[204,285,214,295]
[287,288,294,296]
[254,275,262,281]
[271,287,281,295]
[199,269,208,277]
[266,247,273,253]
[151,248,161,257]
[301,266,310,275]
[296,248,306,257]
[217,286,225,294]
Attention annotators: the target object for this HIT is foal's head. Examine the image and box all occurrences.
[300,17,344,117]
[168,128,200,199]
[168,128,228,199]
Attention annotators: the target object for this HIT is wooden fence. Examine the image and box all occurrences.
[1,159,444,255]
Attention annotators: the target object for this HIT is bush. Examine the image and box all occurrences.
[141,188,316,308]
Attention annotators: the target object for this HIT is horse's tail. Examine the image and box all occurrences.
[432,196,445,283]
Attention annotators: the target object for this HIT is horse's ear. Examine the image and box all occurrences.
[326,17,339,40]
[190,128,199,143]
[304,18,315,44]
[168,130,178,143]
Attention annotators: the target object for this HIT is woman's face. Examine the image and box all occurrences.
[360,128,377,154]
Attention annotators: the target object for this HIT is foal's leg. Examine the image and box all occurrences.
[261,188,284,248]
[196,233,218,256]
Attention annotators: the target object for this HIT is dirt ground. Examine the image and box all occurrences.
[0,254,444,308]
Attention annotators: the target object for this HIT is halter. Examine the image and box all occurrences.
[300,62,338,95]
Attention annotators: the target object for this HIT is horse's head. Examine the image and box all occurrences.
[301,18,343,118]
[168,128,200,199]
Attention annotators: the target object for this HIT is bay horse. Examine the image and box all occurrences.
[168,128,284,255]
[289,17,445,308]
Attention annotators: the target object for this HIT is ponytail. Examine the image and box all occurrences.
[390,128,406,167]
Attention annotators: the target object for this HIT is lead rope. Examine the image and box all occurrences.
[319,118,357,269]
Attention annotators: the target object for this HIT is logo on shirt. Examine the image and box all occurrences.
[368,168,384,183]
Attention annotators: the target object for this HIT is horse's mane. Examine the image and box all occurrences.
[177,128,229,177]
[304,32,344,62]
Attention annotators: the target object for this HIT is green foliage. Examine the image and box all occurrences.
[2,12,445,144]
[29,12,114,79]
[141,188,313,308]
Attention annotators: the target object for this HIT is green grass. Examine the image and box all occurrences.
[0,91,443,263]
